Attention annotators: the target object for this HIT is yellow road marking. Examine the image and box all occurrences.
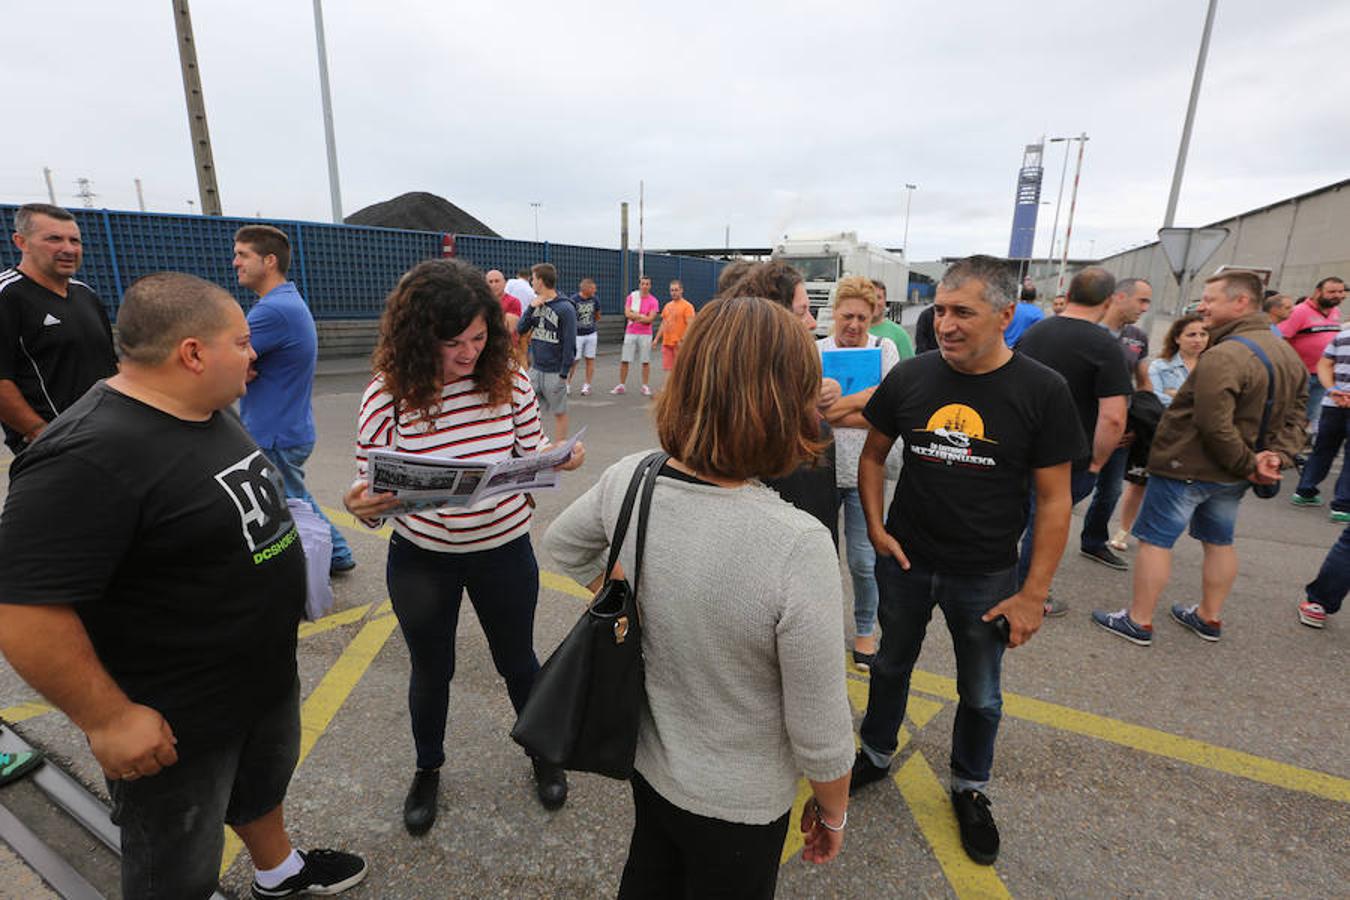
[297,603,372,639]
[907,670,1350,804]
[220,612,401,876]
[895,752,1011,899]
[0,702,53,724]
[322,505,392,539]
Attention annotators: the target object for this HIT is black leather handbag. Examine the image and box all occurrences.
[511,451,668,779]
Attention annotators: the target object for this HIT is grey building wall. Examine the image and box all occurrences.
[1028,178,1350,313]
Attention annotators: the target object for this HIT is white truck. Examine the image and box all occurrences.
[772,232,909,336]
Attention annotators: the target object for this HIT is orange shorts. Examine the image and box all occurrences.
[661,343,679,370]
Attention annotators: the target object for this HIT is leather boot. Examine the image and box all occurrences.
[403,769,439,835]
[531,758,568,811]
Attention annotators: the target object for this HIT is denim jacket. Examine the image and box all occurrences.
[1148,354,1191,407]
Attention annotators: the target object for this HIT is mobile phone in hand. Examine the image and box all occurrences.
[991,614,1011,646]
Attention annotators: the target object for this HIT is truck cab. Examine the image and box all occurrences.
[772,232,909,337]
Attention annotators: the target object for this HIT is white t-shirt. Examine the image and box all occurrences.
[504,277,536,305]
[818,334,902,488]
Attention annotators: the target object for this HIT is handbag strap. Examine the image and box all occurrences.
[1226,336,1275,451]
[629,451,669,599]
[602,451,667,583]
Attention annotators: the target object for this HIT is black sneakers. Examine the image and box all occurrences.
[950,789,1000,864]
[532,758,568,810]
[251,849,367,898]
[848,750,891,795]
[402,769,439,836]
[1080,545,1128,571]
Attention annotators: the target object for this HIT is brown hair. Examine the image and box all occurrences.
[531,262,557,289]
[372,259,514,422]
[1205,270,1263,308]
[233,225,291,275]
[719,259,803,309]
[654,297,824,481]
[1161,313,1206,360]
[117,272,237,365]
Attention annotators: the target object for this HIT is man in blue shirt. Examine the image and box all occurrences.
[1002,277,1045,346]
[517,263,577,440]
[233,225,355,574]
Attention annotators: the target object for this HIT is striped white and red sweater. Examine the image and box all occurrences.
[356,368,543,552]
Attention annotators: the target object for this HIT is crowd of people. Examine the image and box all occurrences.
[0,200,1345,899]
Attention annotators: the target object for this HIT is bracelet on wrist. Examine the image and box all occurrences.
[809,799,846,832]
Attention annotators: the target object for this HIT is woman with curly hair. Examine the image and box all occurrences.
[343,259,584,836]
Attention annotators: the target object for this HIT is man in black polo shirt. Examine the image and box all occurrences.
[0,203,117,454]
[0,273,366,900]
[1012,267,1132,615]
[849,256,1084,865]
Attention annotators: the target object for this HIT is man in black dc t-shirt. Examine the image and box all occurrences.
[848,257,1084,866]
[0,274,365,899]
[1012,267,1131,611]
[0,203,118,454]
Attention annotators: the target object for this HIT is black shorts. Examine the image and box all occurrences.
[108,679,301,900]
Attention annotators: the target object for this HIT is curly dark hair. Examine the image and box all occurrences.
[371,259,514,422]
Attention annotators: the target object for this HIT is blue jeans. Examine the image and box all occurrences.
[1306,524,1350,615]
[1081,446,1129,552]
[386,533,541,770]
[1295,405,1350,511]
[1307,375,1327,435]
[859,555,1016,792]
[261,443,354,567]
[1016,468,1098,588]
[840,487,880,638]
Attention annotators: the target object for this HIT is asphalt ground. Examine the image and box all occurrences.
[1,330,1347,898]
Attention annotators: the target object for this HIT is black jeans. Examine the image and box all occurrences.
[618,772,791,900]
[386,533,541,770]
[107,679,300,900]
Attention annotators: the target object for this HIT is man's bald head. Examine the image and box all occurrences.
[117,273,240,365]
[485,269,506,299]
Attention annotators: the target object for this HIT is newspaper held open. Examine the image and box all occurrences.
[368,429,584,515]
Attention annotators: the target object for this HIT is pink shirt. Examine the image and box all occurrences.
[1279,299,1341,373]
[624,292,660,336]
[500,293,523,318]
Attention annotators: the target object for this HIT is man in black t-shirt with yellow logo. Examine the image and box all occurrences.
[847,256,1085,866]
[0,274,366,899]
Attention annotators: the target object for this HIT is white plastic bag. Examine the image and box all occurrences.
[286,499,335,621]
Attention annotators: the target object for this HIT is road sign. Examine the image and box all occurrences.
[1158,227,1230,284]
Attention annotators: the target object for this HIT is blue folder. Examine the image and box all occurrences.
[820,347,882,396]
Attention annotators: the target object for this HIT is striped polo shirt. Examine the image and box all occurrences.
[357,368,543,552]
[1322,327,1350,407]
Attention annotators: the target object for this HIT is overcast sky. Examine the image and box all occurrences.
[3,1,1346,262]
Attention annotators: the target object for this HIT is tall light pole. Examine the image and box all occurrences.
[1057,132,1089,293]
[901,184,917,258]
[530,202,541,241]
[312,0,344,223]
[1043,137,1074,281]
[1163,0,1219,228]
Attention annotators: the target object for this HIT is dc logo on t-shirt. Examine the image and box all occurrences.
[214,450,291,552]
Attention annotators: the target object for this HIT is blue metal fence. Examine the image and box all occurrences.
[0,205,725,321]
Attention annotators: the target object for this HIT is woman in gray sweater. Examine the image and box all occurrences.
[544,297,855,899]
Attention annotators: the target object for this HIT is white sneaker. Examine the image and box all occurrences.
[640,384,652,397]
[610,384,626,395]
[1108,530,1130,552]
[580,383,591,396]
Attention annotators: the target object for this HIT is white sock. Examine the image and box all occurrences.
[255,849,304,888]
